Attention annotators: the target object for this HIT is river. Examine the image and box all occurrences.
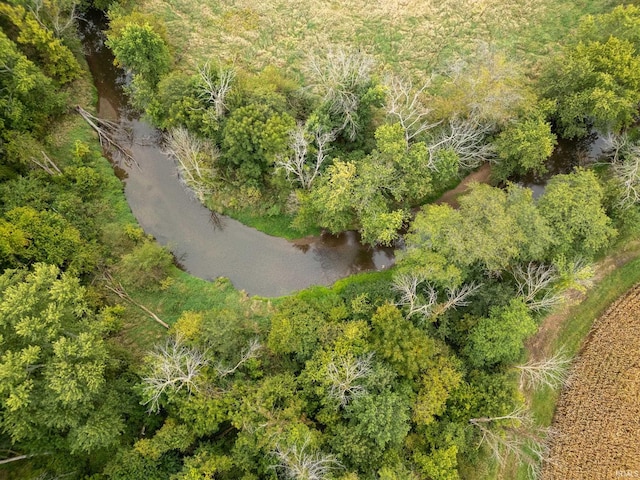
[80,12,394,297]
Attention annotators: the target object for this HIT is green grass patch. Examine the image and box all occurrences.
[332,268,395,294]
[112,269,267,353]
[225,208,320,239]
[132,271,247,325]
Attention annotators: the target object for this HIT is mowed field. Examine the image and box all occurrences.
[140,0,616,78]
[545,284,640,479]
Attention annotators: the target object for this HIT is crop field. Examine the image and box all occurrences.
[139,0,615,79]
[545,284,640,479]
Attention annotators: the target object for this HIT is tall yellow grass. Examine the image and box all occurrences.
[140,0,611,80]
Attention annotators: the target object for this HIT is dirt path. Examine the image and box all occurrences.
[543,283,640,479]
[434,163,492,208]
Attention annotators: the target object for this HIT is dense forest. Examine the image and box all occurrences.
[2,0,640,478]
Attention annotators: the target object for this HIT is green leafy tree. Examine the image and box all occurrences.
[452,185,526,271]
[493,108,556,181]
[1,206,83,269]
[0,218,28,263]
[413,445,460,480]
[370,305,462,425]
[576,5,640,46]
[0,264,125,461]
[465,298,537,368]
[268,295,342,362]
[401,184,552,275]
[107,21,171,87]
[374,123,436,204]
[397,205,465,287]
[221,103,295,184]
[115,239,174,290]
[413,354,463,427]
[329,390,411,472]
[174,447,234,479]
[0,3,81,83]
[295,152,409,246]
[1,131,46,177]
[542,6,640,137]
[103,449,183,479]
[538,169,617,259]
[134,418,197,461]
[0,30,66,137]
[294,160,358,235]
[370,304,441,380]
[146,71,222,139]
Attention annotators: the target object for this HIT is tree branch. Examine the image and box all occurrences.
[216,338,261,377]
[101,272,169,329]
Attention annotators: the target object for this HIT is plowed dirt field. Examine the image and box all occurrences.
[545,284,640,479]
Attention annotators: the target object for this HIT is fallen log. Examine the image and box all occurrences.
[101,272,169,329]
[75,106,139,169]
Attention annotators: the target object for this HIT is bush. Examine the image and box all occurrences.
[117,240,173,290]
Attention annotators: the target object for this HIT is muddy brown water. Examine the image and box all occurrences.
[79,13,394,297]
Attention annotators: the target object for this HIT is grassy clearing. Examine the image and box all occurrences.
[113,271,267,352]
[140,0,617,80]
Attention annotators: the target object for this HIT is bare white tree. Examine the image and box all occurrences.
[276,123,337,189]
[432,282,482,317]
[602,130,628,164]
[197,62,235,119]
[517,350,571,391]
[470,408,529,467]
[566,257,594,291]
[602,132,640,208]
[216,338,262,377]
[385,74,441,145]
[165,127,218,202]
[428,116,495,169]
[141,336,208,413]
[326,353,373,407]
[393,274,480,322]
[392,273,437,320]
[76,106,137,168]
[613,156,640,207]
[470,407,552,479]
[0,453,43,466]
[273,436,342,480]
[306,48,375,141]
[512,262,563,312]
[30,151,62,176]
[30,0,79,38]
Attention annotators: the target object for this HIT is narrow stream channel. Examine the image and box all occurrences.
[79,12,394,297]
